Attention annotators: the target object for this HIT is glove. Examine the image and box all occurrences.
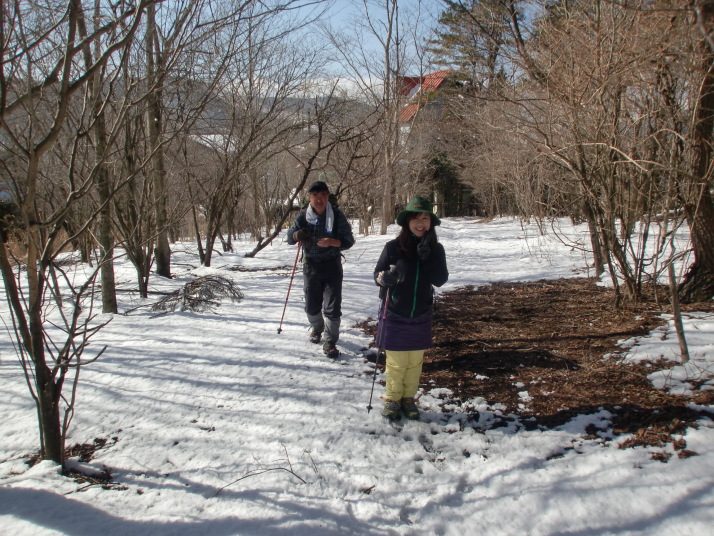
[377,270,399,287]
[293,229,310,243]
[377,262,406,287]
[417,231,436,260]
[393,260,406,281]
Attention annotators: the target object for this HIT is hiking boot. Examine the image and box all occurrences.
[323,341,339,358]
[401,397,420,420]
[382,400,401,420]
[309,330,322,344]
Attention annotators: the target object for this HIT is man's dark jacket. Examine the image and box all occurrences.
[286,204,355,260]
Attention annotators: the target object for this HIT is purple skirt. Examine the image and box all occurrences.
[376,311,433,352]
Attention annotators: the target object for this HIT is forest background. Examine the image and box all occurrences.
[2,0,714,469]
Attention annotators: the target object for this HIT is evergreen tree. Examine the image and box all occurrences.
[427,0,509,91]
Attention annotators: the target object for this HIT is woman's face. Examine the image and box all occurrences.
[408,212,431,238]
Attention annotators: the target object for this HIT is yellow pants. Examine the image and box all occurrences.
[384,349,425,401]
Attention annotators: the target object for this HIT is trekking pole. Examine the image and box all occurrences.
[277,241,301,334]
[366,291,390,412]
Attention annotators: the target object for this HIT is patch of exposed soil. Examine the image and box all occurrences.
[26,437,126,490]
[361,278,714,450]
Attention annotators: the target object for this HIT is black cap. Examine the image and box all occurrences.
[307,180,329,194]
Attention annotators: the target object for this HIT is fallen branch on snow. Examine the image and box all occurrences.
[151,275,243,314]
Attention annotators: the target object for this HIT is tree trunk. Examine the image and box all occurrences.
[669,262,690,363]
[146,4,171,279]
[380,154,394,234]
[582,197,606,276]
[203,203,224,268]
[92,107,118,312]
[98,166,118,313]
[24,156,64,464]
[36,364,63,463]
[137,246,151,298]
[680,0,714,302]
[379,0,398,235]
[204,235,216,268]
[77,0,117,314]
[679,189,714,302]
[192,205,206,265]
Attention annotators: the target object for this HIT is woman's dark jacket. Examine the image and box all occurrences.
[374,234,448,351]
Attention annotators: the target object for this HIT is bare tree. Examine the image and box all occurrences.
[245,88,377,257]
[188,28,329,266]
[0,0,151,466]
[111,0,314,289]
[145,1,172,278]
[325,0,432,234]
[76,0,119,313]
[679,0,714,302]
[432,0,714,303]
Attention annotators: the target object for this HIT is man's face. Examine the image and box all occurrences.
[309,190,329,215]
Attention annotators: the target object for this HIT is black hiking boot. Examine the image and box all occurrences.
[382,400,401,420]
[309,330,322,344]
[401,397,420,420]
[323,341,339,358]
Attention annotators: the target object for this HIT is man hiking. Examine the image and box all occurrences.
[287,181,355,358]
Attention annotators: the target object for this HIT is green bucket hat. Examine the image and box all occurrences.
[396,196,441,226]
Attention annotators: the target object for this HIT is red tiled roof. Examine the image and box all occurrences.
[399,103,420,122]
[398,69,451,122]
[420,69,451,92]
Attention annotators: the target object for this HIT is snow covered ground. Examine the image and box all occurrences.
[1,217,713,536]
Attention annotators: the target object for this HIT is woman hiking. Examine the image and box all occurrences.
[373,197,449,420]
